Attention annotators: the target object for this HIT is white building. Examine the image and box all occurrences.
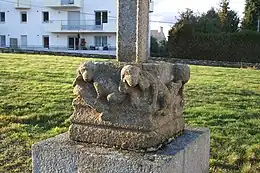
[0,0,118,50]
[0,0,154,51]
[151,27,166,44]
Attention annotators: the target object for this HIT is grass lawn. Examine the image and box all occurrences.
[0,53,259,173]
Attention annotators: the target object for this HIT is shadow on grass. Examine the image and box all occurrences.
[1,71,76,85]
[1,98,73,132]
[220,90,260,97]
[1,103,42,115]
[211,162,240,172]
[21,112,70,130]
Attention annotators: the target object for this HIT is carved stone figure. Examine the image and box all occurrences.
[73,62,126,103]
[70,61,190,151]
[73,62,112,100]
[171,64,190,103]
[172,64,190,84]
[69,0,191,152]
[119,64,178,113]
[119,65,157,110]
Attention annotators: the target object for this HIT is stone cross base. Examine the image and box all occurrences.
[70,61,190,151]
[32,128,210,173]
[69,116,184,151]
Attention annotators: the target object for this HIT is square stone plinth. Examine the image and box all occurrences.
[32,127,210,173]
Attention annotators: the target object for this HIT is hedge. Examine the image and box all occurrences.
[168,29,260,63]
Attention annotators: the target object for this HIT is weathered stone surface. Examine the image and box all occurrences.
[68,0,191,152]
[32,127,210,173]
[136,0,150,63]
[70,61,190,150]
[69,117,184,150]
[116,0,137,62]
[117,0,150,62]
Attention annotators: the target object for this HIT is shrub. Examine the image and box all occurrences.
[168,27,260,63]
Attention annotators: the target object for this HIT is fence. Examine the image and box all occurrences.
[0,45,116,51]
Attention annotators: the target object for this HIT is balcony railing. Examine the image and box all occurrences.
[61,25,103,31]
[15,0,31,9]
[45,0,81,8]
[45,20,116,32]
[60,20,103,31]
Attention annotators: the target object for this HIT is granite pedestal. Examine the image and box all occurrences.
[32,127,210,173]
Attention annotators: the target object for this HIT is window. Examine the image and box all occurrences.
[95,11,108,25]
[43,12,49,22]
[21,12,27,22]
[95,36,101,47]
[43,36,49,48]
[0,12,5,22]
[94,36,107,47]
[149,0,154,12]
[68,0,74,4]
[10,38,18,48]
[0,35,6,47]
[102,11,108,23]
[95,12,101,25]
[21,35,27,47]
[61,0,74,5]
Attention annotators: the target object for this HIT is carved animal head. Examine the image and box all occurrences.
[79,62,96,82]
[120,65,151,92]
[120,65,141,87]
[118,80,131,93]
[172,64,190,84]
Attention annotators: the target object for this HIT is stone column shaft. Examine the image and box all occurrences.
[116,0,137,62]
[136,0,150,63]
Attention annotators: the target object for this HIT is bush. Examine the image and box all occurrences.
[168,27,260,63]
[150,36,168,57]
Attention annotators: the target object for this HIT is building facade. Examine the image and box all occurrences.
[151,26,166,44]
[0,0,117,50]
[0,0,154,51]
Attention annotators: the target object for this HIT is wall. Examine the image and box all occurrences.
[83,33,116,48]
[49,33,116,49]
[0,0,117,48]
[0,0,48,47]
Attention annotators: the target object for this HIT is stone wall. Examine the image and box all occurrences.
[2,48,258,70]
[0,48,115,59]
[151,57,260,70]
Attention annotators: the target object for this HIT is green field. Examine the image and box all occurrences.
[0,53,259,173]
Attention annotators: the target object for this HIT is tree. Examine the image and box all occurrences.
[174,8,199,28]
[218,0,240,32]
[196,7,221,33]
[150,36,159,55]
[158,40,168,57]
[219,0,230,31]
[226,10,240,32]
[150,37,168,57]
[241,0,260,31]
[172,6,239,34]
[170,8,198,38]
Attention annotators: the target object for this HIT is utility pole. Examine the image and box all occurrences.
[257,17,260,32]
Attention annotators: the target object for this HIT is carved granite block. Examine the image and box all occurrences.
[117,0,137,62]
[69,61,190,151]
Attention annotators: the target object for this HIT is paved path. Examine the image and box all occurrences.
[31,48,116,56]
